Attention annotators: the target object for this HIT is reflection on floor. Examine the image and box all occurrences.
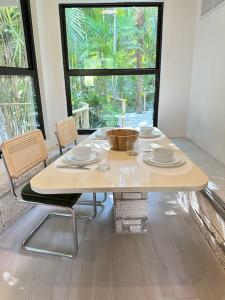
[0,192,225,300]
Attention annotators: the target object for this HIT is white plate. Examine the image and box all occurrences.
[147,153,181,165]
[63,153,98,166]
[65,152,97,162]
[94,133,107,140]
[94,128,113,139]
[143,153,185,168]
[139,131,161,138]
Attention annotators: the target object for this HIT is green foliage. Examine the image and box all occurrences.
[70,84,120,128]
[66,7,158,69]
[70,74,155,128]
[0,7,27,67]
[0,6,36,141]
[66,6,158,127]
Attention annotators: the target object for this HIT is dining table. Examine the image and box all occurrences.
[30,128,208,234]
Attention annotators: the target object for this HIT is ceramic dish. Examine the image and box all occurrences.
[143,153,185,168]
[63,152,98,166]
[72,146,92,161]
[139,131,161,138]
[94,133,107,139]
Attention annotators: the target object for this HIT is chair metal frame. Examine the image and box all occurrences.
[1,130,80,258]
[2,156,79,258]
[55,118,107,220]
[55,116,78,156]
[55,131,77,156]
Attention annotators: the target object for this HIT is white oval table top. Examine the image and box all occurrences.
[31,130,208,194]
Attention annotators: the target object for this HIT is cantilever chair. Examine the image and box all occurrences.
[1,129,80,258]
[55,116,78,155]
[55,117,107,218]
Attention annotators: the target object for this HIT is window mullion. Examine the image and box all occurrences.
[0,67,35,76]
[20,0,34,69]
[67,69,159,77]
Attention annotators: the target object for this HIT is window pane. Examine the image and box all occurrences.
[0,1,28,67]
[66,7,158,69]
[70,75,155,128]
[0,76,39,142]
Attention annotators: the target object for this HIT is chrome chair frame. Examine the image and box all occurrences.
[55,131,107,220]
[2,157,78,258]
[55,131,77,156]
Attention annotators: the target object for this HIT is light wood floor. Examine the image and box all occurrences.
[0,192,225,300]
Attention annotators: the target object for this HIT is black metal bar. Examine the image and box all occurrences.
[20,0,34,69]
[153,3,164,127]
[60,3,163,8]
[77,129,96,135]
[22,0,45,138]
[156,3,164,70]
[59,5,73,117]
[67,68,159,76]
[0,67,35,76]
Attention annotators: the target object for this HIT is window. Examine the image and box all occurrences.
[60,3,163,131]
[0,0,44,142]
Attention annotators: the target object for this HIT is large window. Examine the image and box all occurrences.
[60,3,163,130]
[0,0,44,142]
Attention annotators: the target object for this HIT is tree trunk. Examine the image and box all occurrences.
[135,8,145,113]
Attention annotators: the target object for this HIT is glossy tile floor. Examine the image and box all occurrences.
[0,192,225,300]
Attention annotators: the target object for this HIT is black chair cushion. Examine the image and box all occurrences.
[21,183,81,208]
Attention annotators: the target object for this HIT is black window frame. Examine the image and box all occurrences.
[0,0,45,138]
[59,2,163,134]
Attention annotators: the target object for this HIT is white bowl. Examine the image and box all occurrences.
[101,128,112,135]
[72,146,92,161]
[153,148,174,163]
[140,126,154,136]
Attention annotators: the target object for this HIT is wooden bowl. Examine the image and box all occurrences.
[106,129,139,151]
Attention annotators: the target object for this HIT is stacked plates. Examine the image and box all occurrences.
[94,132,107,140]
[139,131,161,139]
[94,128,113,140]
[143,153,185,168]
[63,152,98,166]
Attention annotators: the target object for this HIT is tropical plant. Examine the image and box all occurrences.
[65,8,85,68]
[0,7,27,67]
[66,6,158,127]
[0,6,36,141]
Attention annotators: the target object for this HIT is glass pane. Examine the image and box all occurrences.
[0,1,28,67]
[0,76,39,142]
[66,6,158,69]
[70,75,155,128]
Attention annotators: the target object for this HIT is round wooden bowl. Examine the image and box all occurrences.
[106,129,139,151]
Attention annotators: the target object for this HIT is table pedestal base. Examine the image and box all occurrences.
[113,192,148,233]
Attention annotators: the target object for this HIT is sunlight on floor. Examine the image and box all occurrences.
[3,271,20,287]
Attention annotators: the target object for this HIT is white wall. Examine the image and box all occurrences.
[30,0,199,148]
[158,0,198,137]
[187,2,225,164]
[30,0,68,148]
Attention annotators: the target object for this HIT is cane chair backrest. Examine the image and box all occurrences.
[1,129,48,179]
[56,117,78,148]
